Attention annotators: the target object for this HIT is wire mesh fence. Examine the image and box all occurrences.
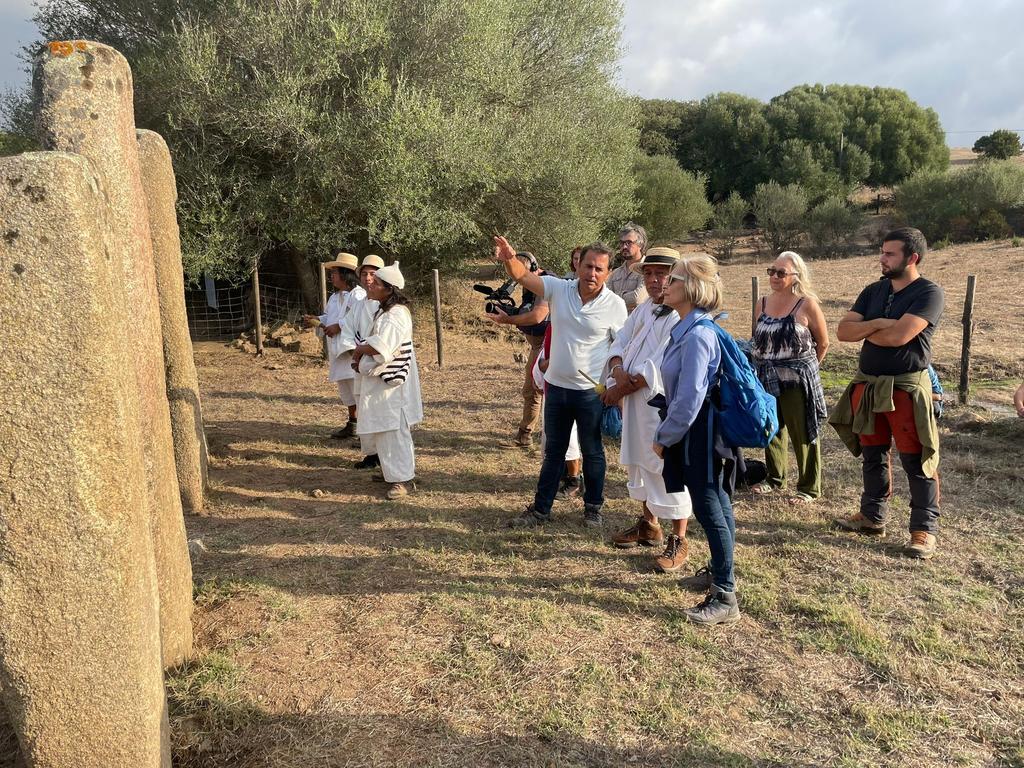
[186,272,307,340]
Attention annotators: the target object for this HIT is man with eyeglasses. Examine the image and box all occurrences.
[607,222,649,313]
[830,227,944,559]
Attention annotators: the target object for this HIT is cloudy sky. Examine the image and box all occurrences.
[3,0,1023,145]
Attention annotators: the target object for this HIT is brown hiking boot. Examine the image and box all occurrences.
[834,512,885,536]
[500,429,533,449]
[654,534,688,573]
[904,531,937,559]
[611,515,664,549]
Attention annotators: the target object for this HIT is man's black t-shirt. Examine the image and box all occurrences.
[851,277,944,375]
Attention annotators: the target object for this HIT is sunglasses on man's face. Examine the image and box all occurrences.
[766,268,795,278]
[619,239,639,247]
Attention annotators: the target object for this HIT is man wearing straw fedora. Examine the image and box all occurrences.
[305,252,363,438]
[603,247,693,571]
[334,254,386,469]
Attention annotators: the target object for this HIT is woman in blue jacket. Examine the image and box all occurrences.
[654,253,739,626]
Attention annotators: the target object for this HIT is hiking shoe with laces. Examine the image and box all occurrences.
[582,504,604,528]
[680,565,714,592]
[557,475,583,501]
[654,534,689,573]
[904,531,937,559]
[500,429,533,449]
[684,589,740,626]
[611,515,664,548]
[508,504,550,528]
[834,511,885,536]
[353,453,380,469]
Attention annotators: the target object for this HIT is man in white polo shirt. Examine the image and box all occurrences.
[494,236,627,528]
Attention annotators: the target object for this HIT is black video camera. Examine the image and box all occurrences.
[474,276,520,316]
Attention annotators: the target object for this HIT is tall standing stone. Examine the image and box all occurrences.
[0,151,170,768]
[35,40,193,667]
[137,128,209,513]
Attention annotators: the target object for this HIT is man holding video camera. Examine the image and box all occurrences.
[484,251,551,449]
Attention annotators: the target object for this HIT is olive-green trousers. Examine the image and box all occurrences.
[765,386,821,498]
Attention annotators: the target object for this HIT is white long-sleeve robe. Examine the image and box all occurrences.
[320,285,367,382]
[355,304,423,435]
[606,299,679,473]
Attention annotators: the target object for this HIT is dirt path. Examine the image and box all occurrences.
[174,323,1024,768]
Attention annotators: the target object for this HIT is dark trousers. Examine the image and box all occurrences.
[534,384,605,515]
[686,403,735,593]
[664,401,736,592]
[852,384,940,533]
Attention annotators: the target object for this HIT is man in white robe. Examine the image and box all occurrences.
[602,247,693,572]
[331,255,383,467]
[350,261,423,499]
[305,252,363,438]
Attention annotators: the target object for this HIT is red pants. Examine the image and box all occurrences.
[850,385,922,451]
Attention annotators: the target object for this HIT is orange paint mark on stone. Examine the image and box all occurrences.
[48,41,74,57]
[74,41,88,51]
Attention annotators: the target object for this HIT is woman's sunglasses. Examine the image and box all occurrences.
[766,268,795,278]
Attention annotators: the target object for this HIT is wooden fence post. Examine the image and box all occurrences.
[319,262,328,360]
[432,269,444,367]
[252,267,264,356]
[959,274,976,405]
[751,276,760,330]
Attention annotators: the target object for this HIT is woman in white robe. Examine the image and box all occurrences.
[602,248,692,572]
[351,261,423,499]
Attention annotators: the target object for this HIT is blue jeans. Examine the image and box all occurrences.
[533,384,606,515]
[672,401,736,592]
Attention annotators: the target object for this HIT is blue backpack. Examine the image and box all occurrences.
[695,316,779,449]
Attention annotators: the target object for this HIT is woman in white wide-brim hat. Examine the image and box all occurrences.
[351,261,423,499]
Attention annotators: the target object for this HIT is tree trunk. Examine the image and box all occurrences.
[284,243,321,312]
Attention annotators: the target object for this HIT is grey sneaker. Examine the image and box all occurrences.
[684,589,740,626]
[582,504,604,528]
[508,504,550,529]
[680,565,713,592]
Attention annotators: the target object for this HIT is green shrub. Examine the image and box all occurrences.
[894,160,1024,242]
[709,192,749,261]
[633,154,713,240]
[977,209,1012,240]
[752,181,808,254]
[804,197,865,258]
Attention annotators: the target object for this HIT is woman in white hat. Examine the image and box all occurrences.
[305,252,363,438]
[351,261,423,499]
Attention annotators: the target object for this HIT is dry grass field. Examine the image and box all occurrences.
[165,240,1024,768]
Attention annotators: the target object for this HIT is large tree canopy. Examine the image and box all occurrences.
[29,0,638,281]
[639,84,947,201]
